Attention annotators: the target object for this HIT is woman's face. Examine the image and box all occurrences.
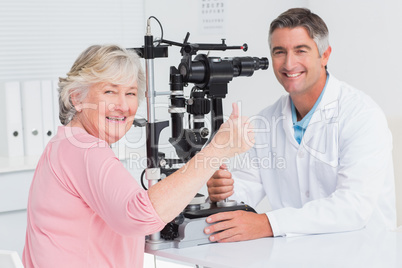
[75,81,139,144]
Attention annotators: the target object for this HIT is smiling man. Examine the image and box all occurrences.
[205,8,396,241]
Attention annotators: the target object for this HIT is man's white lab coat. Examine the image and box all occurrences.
[231,74,396,237]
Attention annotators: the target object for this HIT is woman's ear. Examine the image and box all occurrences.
[71,92,82,112]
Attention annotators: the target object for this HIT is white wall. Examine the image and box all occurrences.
[142,0,309,218]
[144,0,308,118]
[144,0,402,225]
[144,0,402,115]
[309,0,402,228]
[142,0,308,195]
[1,1,401,266]
[309,0,402,117]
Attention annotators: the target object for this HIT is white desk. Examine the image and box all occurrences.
[146,228,402,268]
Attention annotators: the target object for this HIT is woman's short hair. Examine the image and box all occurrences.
[268,8,330,57]
[58,44,145,125]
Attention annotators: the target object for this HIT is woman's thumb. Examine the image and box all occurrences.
[229,102,239,120]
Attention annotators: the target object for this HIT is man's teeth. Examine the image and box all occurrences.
[286,73,302,78]
[107,117,125,121]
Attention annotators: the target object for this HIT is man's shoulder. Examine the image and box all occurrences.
[329,75,389,133]
[257,95,288,117]
[325,75,383,119]
[329,75,377,107]
[335,79,383,116]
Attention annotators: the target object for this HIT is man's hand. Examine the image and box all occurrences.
[206,164,234,202]
[204,210,273,242]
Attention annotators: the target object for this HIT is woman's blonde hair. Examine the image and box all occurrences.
[58,44,145,125]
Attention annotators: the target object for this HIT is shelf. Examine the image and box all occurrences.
[0,156,40,174]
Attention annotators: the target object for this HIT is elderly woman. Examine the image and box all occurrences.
[22,44,253,267]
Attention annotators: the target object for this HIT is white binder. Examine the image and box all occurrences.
[41,80,55,146]
[21,80,44,156]
[0,82,25,157]
[52,79,62,129]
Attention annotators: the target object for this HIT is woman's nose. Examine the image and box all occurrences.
[110,95,129,112]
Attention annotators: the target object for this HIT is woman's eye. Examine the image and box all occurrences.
[127,90,138,96]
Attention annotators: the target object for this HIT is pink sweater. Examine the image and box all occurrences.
[23,126,165,267]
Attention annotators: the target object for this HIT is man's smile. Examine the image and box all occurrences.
[284,72,303,78]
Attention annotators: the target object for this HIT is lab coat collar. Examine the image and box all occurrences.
[281,72,341,147]
[282,94,298,147]
[310,72,340,123]
[303,73,341,167]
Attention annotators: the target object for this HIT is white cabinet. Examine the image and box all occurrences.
[0,157,37,257]
[0,210,27,257]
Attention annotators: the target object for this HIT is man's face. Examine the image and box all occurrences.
[270,27,330,96]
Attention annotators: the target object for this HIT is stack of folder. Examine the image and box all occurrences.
[0,80,60,158]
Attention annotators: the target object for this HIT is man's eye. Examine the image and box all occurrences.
[274,51,284,55]
[105,90,114,94]
[127,92,137,96]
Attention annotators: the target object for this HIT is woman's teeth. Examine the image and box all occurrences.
[107,116,125,122]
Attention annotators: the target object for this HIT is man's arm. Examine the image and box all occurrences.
[205,154,272,242]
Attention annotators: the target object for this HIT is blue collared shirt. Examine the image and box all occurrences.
[291,72,330,144]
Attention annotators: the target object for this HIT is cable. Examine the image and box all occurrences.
[140,169,147,190]
[147,16,164,47]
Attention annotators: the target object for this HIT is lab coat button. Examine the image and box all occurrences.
[298,151,304,158]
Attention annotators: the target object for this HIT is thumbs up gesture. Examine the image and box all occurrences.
[210,103,255,158]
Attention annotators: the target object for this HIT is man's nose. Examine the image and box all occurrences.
[284,53,297,70]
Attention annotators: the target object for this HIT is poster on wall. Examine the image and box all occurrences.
[199,0,226,35]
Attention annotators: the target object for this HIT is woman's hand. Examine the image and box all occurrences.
[148,103,254,223]
[209,103,255,158]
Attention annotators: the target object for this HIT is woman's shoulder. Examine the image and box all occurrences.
[54,126,109,150]
[50,126,118,180]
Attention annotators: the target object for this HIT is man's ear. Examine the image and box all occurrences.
[321,46,332,67]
